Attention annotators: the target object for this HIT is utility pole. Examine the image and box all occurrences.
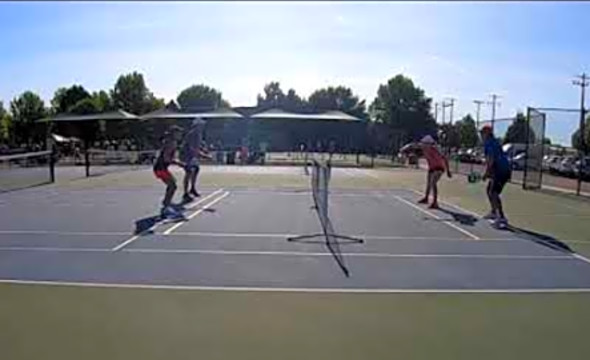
[442,101,452,125]
[473,100,484,129]
[573,73,589,196]
[488,94,500,131]
[434,102,439,123]
[445,98,456,124]
[441,101,447,125]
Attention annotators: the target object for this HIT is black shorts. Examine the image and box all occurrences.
[489,169,511,194]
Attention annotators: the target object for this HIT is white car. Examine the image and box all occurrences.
[558,156,577,177]
[511,153,527,170]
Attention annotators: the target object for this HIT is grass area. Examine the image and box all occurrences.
[2,283,590,360]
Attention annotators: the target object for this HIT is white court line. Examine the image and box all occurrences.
[162,191,230,235]
[0,230,129,236]
[0,246,575,261]
[184,189,224,210]
[2,279,590,294]
[111,189,225,252]
[393,195,480,241]
[408,188,483,219]
[122,248,573,260]
[0,247,110,252]
[165,231,542,243]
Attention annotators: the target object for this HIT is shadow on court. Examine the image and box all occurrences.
[437,208,479,226]
[505,225,574,254]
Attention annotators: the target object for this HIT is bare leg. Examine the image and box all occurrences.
[486,180,497,216]
[429,171,443,208]
[163,178,177,208]
[418,172,431,203]
[183,168,192,196]
[190,166,200,196]
[490,192,505,219]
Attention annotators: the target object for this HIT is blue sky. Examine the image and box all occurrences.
[1,1,589,145]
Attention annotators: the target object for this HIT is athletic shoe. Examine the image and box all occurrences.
[493,218,508,230]
[417,198,428,204]
[428,203,440,209]
[190,189,201,197]
[183,193,193,203]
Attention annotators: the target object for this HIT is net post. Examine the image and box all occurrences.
[523,107,531,190]
[84,140,90,177]
[49,145,56,183]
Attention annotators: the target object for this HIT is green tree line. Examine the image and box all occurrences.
[1,71,442,149]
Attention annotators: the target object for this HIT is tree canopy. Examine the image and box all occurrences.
[111,72,164,115]
[256,82,308,112]
[177,84,229,111]
[9,91,46,145]
[0,101,11,144]
[308,86,367,120]
[571,114,590,152]
[454,114,478,148]
[51,85,91,114]
[504,112,534,144]
[369,74,436,140]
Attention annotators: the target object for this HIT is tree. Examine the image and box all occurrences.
[438,123,461,150]
[257,82,286,109]
[10,91,47,145]
[455,114,478,148]
[69,98,101,115]
[51,85,91,114]
[308,86,367,120]
[0,101,12,144]
[543,138,552,145]
[369,74,436,140]
[283,89,308,112]
[91,90,115,112]
[504,112,534,144]
[572,114,590,152]
[111,71,164,115]
[177,84,229,111]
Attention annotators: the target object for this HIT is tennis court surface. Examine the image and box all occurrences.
[2,164,590,291]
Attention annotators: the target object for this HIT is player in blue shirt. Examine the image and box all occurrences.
[480,124,511,228]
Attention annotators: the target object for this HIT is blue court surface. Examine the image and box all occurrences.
[1,185,590,292]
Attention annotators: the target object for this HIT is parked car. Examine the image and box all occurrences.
[548,156,563,174]
[557,156,577,177]
[573,157,590,180]
[511,153,527,170]
[543,155,561,172]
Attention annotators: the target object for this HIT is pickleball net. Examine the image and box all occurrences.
[289,158,363,276]
[0,150,55,193]
[84,148,157,177]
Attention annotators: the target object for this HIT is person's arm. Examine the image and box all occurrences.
[164,147,185,168]
[483,153,495,180]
